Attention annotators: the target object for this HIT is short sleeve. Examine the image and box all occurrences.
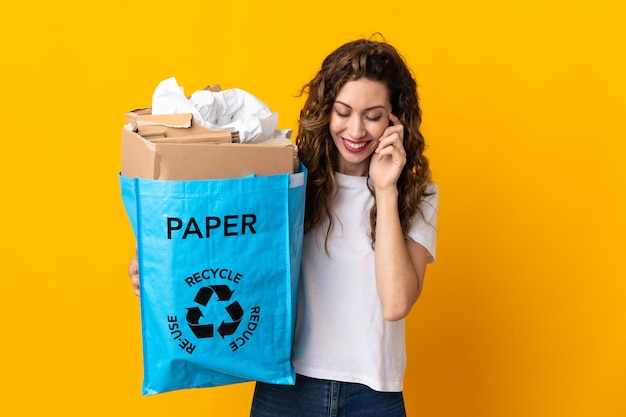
[407,183,439,263]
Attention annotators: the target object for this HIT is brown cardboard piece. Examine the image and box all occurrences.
[121,109,297,180]
[124,110,240,142]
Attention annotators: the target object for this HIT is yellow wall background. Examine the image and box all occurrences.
[1,0,624,416]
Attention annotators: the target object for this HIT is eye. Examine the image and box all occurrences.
[365,114,383,122]
[334,109,350,118]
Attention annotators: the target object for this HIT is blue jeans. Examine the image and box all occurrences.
[250,374,406,417]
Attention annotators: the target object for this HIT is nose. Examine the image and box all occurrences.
[347,116,366,139]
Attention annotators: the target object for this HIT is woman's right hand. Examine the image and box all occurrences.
[128,256,140,297]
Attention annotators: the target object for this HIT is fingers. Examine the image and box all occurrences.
[128,256,138,275]
[376,114,406,159]
[388,112,401,126]
[128,257,140,297]
[131,276,140,297]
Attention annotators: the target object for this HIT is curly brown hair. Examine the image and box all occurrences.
[296,37,433,247]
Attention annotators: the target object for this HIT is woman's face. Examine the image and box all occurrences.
[329,78,392,176]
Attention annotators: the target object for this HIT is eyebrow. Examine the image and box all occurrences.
[334,100,388,112]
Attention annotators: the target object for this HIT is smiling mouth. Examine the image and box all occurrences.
[343,138,371,152]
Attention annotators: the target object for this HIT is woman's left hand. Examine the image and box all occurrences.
[369,113,406,190]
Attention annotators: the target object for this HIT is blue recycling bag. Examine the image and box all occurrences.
[119,167,306,395]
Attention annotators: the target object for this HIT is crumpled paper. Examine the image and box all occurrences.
[151,77,287,143]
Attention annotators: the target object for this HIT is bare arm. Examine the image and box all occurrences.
[374,188,428,321]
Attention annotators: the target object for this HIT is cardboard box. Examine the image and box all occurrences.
[121,109,298,180]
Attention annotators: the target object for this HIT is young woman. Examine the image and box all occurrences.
[128,37,438,417]
[250,38,438,417]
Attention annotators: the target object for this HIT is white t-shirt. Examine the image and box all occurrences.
[292,173,438,392]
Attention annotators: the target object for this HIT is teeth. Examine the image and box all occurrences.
[345,140,366,150]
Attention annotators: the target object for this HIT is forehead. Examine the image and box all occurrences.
[335,78,390,109]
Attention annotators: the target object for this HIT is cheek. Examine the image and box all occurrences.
[368,122,388,139]
[328,114,343,134]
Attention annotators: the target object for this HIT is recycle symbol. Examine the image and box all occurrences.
[186,284,243,339]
